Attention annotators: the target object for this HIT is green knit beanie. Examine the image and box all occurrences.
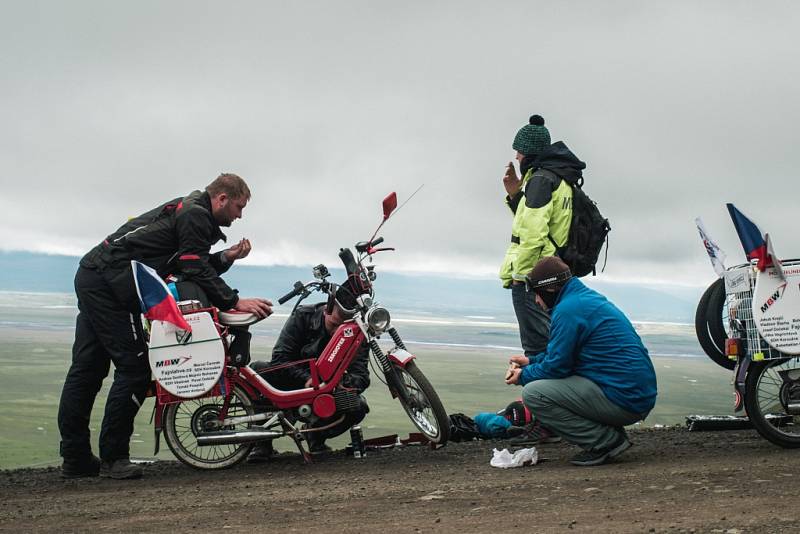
[512,115,550,157]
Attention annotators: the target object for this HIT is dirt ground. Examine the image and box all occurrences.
[1,427,799,533]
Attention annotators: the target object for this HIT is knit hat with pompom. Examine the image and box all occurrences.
[512,114,550,157]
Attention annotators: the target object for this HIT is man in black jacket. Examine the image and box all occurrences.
[249,290,370,460]
[58,173,272,479]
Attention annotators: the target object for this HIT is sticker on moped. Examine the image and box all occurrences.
[148,312,225,398]
[752,265,800,355]
[724,266,750,293]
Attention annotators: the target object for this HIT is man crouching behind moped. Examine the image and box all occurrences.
[248,285,370,461]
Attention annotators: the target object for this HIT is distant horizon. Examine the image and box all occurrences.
[0,249,704,325]
[0,248,714,289]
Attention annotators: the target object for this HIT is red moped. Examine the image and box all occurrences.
[149,193,449,469]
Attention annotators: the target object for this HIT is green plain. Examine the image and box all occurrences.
[0,325,735,470]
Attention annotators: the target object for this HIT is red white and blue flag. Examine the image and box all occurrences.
[726,203,784,278]
[695,217,727,276]
[131,260,192,332]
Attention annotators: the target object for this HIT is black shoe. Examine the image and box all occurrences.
[309,442,333,456]
[570,435,632,467]
[247,441,275,464]
[505,425,527,438]
[508,422,562,446]
[100,458,143,480]
[61,454,101,479]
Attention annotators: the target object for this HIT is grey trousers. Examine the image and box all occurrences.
[511,282,550,357]
[522,375,643,451]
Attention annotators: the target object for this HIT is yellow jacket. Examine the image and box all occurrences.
[499,168,573,287]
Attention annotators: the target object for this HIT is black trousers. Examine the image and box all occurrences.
[309,395,368,446]
[57,267,150,461]
[250,360,369,445]
[511,282,551,358]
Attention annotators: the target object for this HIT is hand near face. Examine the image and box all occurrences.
[503,162,521,197]
[224,238,252,263]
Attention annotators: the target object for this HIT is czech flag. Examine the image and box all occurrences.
[131,260,192,332]
[726,204,778,273]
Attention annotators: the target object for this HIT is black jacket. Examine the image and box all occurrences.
[532,141,586,185]
[509,141,587,213]
[80,190,239,311]
[271,303,370,392]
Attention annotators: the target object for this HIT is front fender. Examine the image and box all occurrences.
[388,348,416,368]
[152,400,167,455]
[734,357,751,412]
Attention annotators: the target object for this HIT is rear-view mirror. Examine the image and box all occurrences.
[382,192,398,220]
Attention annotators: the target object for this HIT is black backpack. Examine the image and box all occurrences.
[550,177,610,277]
[447,413,481,442]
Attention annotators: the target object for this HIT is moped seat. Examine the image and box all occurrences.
[218,310,264,327]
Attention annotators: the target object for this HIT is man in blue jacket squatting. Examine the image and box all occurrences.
[505,256,657,466]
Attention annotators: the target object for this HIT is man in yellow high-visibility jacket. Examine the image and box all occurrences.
[499,114,586,357]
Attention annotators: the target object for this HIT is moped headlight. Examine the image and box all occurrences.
[366,306,391,334]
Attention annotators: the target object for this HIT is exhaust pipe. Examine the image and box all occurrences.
[196,429,284,446]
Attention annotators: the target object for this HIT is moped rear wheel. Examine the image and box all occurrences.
[163,385,255,469]
[744,358,800,448]
[392,361,450,445]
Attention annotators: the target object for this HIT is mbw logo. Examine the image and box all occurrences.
[760,283,787,314]
[154,356,192,368]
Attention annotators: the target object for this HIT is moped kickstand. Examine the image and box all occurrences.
[278,414,312,464]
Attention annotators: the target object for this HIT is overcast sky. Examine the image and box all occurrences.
[2,1,799,287]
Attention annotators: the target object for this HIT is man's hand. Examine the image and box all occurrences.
[505,366,522,385]
[505,354,529,385]
[305,377,314,388]
[234,297,273,318]
[509,354,530,367]
[503,162,521,197]
[504,361,518,381]
[224,238,252,263]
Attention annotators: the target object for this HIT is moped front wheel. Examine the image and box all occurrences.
[744,358,800,448]
[163,385,256,469]
[392,361,450,445]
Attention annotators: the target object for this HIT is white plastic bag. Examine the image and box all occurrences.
[490,447,538,468]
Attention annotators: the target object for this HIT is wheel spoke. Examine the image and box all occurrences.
[396,366,440,438]
[164,387,254,467]
[752,359,800,440]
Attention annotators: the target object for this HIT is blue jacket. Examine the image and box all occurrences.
[519,278,657,416]
[474,412,512,438]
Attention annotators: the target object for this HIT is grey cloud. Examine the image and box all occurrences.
[2,1,799,286]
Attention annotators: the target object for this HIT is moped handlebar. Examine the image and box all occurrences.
[355,236,386,254]
[278,281,305,305]
[338,248,358,276]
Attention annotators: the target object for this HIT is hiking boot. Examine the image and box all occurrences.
[505,425,527,438]
[569,435,632,467]
[100,458,143,480]
[61,454,101,479]
[508,422,562,446]
[247,441,275,464]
